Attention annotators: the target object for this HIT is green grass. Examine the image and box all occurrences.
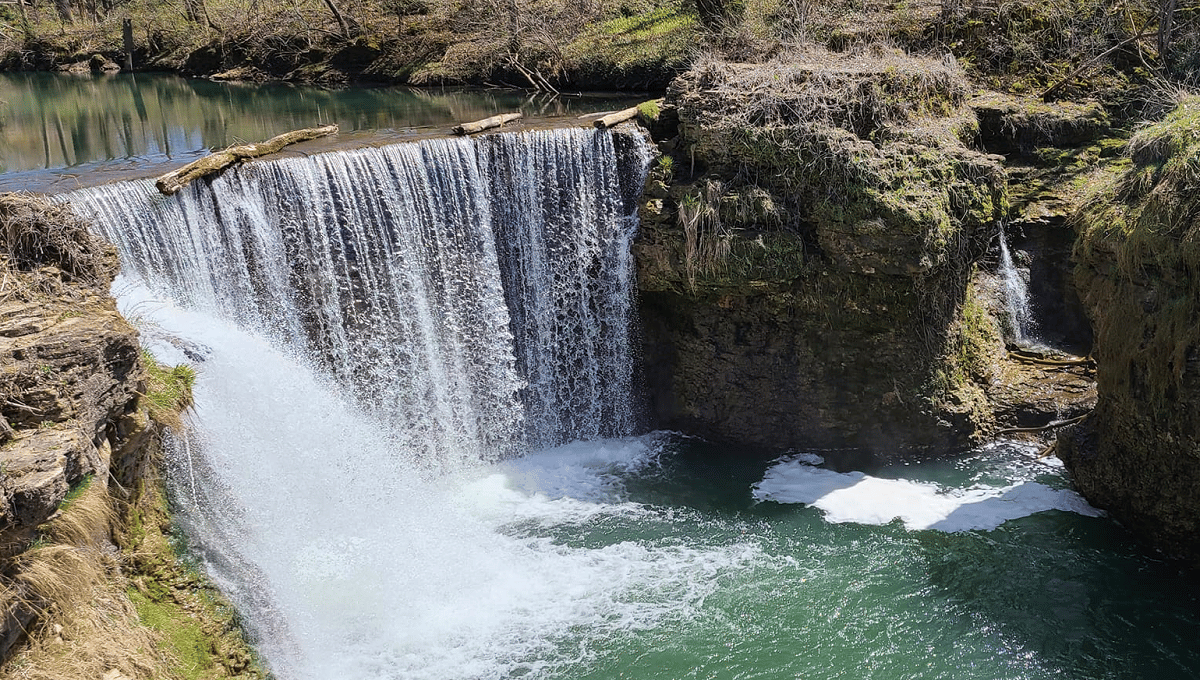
[58,475,94,512]
[565,1,697,74]
[127,588,214,680]
[141,350,195,429]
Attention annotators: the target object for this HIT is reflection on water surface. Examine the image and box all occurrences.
[0,72,636,192]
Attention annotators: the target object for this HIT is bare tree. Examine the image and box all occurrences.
[323,0,353,39]
[1159,0,1178,63]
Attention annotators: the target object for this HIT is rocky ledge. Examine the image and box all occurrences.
[0,195,142,557]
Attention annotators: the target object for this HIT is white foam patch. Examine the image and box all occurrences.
[753,457,1103,532]
[461,440,662,527]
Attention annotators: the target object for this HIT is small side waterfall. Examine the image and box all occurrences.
[997,224,1037,346]
[72,127,653,455]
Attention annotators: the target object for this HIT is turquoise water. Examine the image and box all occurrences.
[119,277,1200,680]
[484,438,1200,680]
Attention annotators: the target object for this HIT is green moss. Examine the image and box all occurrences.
[955,279,1002,382]
[121,474,267,680]
[1075,95,1200,414]
[595,3,695,38]
[637,99,662,122]
[940,0,1150,96]
[128,589,214,680]
[58,474,94,512]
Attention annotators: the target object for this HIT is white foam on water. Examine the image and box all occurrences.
[120,281,768,680]
[753,454,1103,532]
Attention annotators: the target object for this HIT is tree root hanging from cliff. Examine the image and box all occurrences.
[993,412,1090,438]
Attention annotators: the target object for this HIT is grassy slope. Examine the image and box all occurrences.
[0,0,1189,98]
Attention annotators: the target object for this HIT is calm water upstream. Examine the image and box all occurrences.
[12,73,1200,679]
[0,71,638,192]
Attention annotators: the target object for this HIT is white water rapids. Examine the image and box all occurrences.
[125,282,763,679]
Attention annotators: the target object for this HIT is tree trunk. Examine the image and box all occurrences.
[122,18,134,71]
[592,106,639,129]
[1159,0,1178,64]
[452,112,522,135]
[322,0,352,39]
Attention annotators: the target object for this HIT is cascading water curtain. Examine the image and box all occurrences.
[71,126,654,457]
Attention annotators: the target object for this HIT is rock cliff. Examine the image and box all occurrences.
[635,48,1011,456]
[1060,97,1200,562]
[0,194,141,557]
[0,194,261,677]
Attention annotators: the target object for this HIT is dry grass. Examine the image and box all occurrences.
[683,44,970,136]
[2,482,169,680]
[677,180,734,290]
[36,478,115,549]
[5,549,167,680]
[0,193,117,301]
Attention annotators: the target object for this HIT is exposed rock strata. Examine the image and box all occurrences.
[0,196,141,556]
[0,195,149,663]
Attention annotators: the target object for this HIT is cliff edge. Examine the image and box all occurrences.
[1061,97,1200,563]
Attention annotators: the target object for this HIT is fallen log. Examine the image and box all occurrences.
[1037,441,1057,459]
[155,125,338,195]
[593,106,639,129]
[452,112,522,136]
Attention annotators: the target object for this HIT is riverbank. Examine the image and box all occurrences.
[0,194,264,678]
[2,0,1186,99]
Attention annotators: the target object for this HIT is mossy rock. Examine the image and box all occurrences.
[970,92,1110,155]
[637,48,1012,453]
[1066,95,1200,562]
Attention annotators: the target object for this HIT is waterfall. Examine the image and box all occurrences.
[997,224,1037,346]
[71,127,653,456]
[65,127,656,678]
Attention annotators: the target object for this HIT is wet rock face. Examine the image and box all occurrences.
[1058,97,1200,561]
[639,289,970,453]
[1060,252,1200,561]
[1003,221,1093,353]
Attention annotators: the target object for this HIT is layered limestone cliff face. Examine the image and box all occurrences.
[0,195,143,555]
[0,195,262,678]
[635,48,1010,455]
[0,194,144,663]
[1060,98,1200,562]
